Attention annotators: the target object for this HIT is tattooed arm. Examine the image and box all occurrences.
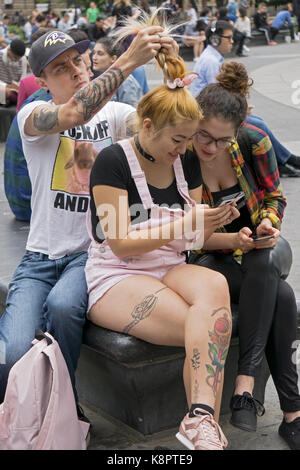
[24,26,163,137]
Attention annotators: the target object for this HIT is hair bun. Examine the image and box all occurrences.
[216,62,253,97]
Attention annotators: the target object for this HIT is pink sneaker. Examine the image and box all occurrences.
[176,409,228,450]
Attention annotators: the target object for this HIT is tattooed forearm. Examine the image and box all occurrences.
[73,67,125,121]
[123,287,167,335]
[33,106,60,132]
[205,308,231,397]
[191,348,201,371]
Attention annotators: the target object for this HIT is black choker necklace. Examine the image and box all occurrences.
[134,134,156,163]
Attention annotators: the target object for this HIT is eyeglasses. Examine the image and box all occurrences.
[194,130,236,149]
[219,34,233,41]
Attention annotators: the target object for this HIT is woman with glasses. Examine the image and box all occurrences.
[188,61,300,450]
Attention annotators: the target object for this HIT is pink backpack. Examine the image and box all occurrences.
[0,331,90,450]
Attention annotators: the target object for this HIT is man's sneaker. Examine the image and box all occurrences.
[278,163,300,178]
[287,154,300,169]
[278,417,300,450]
[176,409,228,450]
[230,392,265,432]
[268,41,277,45]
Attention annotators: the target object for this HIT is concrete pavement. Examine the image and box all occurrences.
[0,40,300,452]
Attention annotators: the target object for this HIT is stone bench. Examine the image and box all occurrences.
[0,105,16,142]
[250,28,290,44]
[75,309,273,435]
[0,214,299,436]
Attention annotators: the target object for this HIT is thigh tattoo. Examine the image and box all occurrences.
[123,287,167,335]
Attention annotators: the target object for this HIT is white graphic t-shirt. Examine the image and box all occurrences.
[18,100,135,259]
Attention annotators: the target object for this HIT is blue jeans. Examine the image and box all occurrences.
[246,115,291,164]
[0,251,88,403]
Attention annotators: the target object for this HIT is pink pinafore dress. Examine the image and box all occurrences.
[85,139,204,312]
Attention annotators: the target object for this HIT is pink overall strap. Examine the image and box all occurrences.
[118,139,153,210]
[173,156,196,207]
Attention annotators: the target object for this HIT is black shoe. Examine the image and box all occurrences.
[279,417,300,450]
[278,163,300,177]
[230,392,265,432]
[287,154,300,169]
[236,52,248,57]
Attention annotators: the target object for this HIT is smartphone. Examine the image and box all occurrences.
[251,234,274,242]
[216,191,245,207]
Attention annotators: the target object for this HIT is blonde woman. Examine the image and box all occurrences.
[85,11,239,450]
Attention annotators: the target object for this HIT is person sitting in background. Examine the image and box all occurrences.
[0,39,27,105]
[270,4,296,42]
[86,11,238,451]
[119,33,150,94]
[112,0,133,28]
[217,7,247,56]
[190,19,300,177]
[253,2,276,45]
[0,25,165,422]
[0,15,17,45]
[86,1,100,24]
[30,14,49,38]
[92,37,143,107]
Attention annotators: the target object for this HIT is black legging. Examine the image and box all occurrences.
[188,237,300,412]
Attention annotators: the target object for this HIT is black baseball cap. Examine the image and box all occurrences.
[29,30,90,77]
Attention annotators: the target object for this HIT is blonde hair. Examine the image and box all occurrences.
[113,9,202,132]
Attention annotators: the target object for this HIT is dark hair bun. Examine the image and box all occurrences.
[216,62,253,97]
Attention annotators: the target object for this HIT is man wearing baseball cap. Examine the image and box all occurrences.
[0,27,171,424]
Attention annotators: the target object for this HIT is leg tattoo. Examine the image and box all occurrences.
[206,307,231,397]
[123,287,167,335]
